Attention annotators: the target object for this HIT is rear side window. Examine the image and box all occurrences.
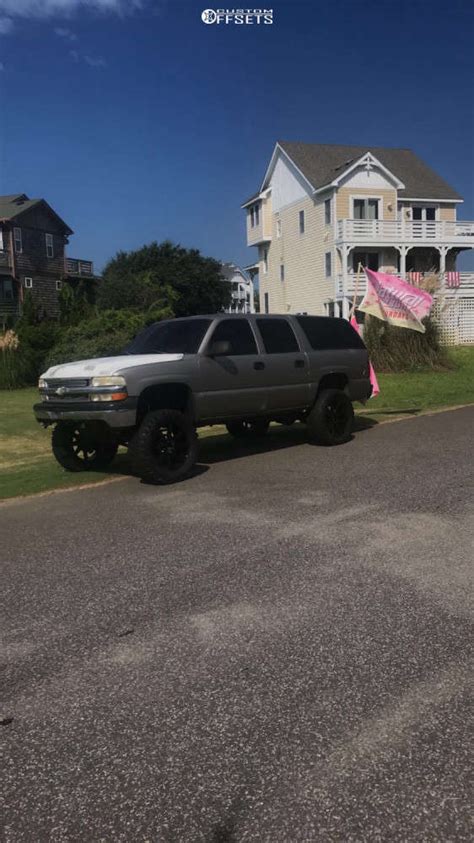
[257,318,299,353]
[296,316,366,350]
[210,319,257,355]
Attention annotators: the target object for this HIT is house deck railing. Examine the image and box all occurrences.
[65,258,94,276]
[336,271,474,298]
[336,219,474,244]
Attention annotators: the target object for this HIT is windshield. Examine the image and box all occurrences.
[124,319,212,355]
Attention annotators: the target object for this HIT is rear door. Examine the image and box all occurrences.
[196,318,267,420]
[255,317,310,411]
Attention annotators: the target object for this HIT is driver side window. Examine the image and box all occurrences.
[210,319,258,355]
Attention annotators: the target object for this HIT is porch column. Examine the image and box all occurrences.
[438,245,448,279]
[398,245,408,278]
[341,245,350,319]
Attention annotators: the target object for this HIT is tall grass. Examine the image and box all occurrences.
[364,315,450,372]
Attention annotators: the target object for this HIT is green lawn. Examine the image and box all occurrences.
[0,346,473,501]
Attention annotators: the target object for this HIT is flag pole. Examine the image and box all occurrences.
[350,262,364,318]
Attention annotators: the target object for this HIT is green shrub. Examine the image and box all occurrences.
[363,314,450,372]
[44,308,172,368]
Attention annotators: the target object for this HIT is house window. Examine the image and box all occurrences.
[299,210,305,234]
[0,277,14,300]
[14,227,22,254]
[325,252,332,278]
[353,199,379,220]
[324,198,332,225]
[249,203,260,228]
[262,245,268,274]
[276,219,282,238]
[412,206,436,221]
[56,280,62,291]
[352,251,379,272]
[46,233,54,258]
[264,292,269,314]
[24,277,33,288]
[280,264,285,282]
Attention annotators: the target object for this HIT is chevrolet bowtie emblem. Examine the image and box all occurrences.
[56,387,67,396]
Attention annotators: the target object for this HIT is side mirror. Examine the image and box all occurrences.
[207,340,231,357]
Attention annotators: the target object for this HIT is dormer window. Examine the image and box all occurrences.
[46,233,54,258]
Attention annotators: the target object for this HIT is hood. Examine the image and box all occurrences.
[43,353,184,379]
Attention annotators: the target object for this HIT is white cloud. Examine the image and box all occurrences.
[0,16,13,33]
[69,48,79,61]
[84,54,106,67]
[55,25,77,40]
[0,0,144,18]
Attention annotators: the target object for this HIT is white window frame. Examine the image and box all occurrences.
[351,195,384,220]
[262,245,268,275]
[24,277,33,289]
[56,279,62,291]
[254,203,260,226]
[299,209,305,235]
[324,198,332,226]
[14,227,22,254]
[45,233,54,258]
[276,219,282,238]
[325,252,332,278]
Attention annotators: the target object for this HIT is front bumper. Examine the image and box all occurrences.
[33,397,137,428]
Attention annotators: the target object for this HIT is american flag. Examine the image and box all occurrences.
[408,271,423,284]
[446,271,460,289]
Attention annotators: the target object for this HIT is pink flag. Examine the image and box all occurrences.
[358,268,433,333]
[350,316,380,398]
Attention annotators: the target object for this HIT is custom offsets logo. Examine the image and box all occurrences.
[201,8,273,24]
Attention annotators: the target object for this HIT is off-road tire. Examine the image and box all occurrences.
[129,408,198,484]
[226,419,270,439]
[306,389,354,446]
[52,422,118,472]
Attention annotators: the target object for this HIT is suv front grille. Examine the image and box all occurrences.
[46,378,90,389]
[41,377,91,402]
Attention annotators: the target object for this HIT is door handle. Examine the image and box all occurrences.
[254,361,265,370]
[294,359,305,368]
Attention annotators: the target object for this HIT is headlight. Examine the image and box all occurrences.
[38,378,47,389]
[91,376,126,387]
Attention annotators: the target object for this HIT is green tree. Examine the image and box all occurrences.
[97,241,231,316]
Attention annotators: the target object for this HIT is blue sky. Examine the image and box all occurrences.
[0,0,473,271]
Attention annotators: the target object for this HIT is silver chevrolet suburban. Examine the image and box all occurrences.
[34,313,372,484]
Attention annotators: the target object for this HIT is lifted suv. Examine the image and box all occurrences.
[34,314,371,484]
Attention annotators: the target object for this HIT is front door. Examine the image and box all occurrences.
[196,318,267,421]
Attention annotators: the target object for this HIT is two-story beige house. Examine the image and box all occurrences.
[243,142,474,342]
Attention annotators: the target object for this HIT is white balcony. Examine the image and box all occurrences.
[336,219,474,246]
[335,271,474,298]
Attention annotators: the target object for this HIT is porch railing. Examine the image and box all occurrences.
[65,258,94,276]
[336,219,474,244]
[336,271,474,298]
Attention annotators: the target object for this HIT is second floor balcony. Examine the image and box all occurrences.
[65,258,94,277]
[336,218,474,246]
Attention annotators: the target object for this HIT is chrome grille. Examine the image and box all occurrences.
[45,378,90,389]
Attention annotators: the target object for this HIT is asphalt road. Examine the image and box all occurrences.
[1,407,473,842]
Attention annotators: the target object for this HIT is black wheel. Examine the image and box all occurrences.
[129,409,197,484]
[226,419,270,439]
[306,389,354,445]
[52,422,118,472]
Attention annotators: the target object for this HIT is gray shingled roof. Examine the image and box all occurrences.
[276,142,463,200]
[0,193,73,232]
